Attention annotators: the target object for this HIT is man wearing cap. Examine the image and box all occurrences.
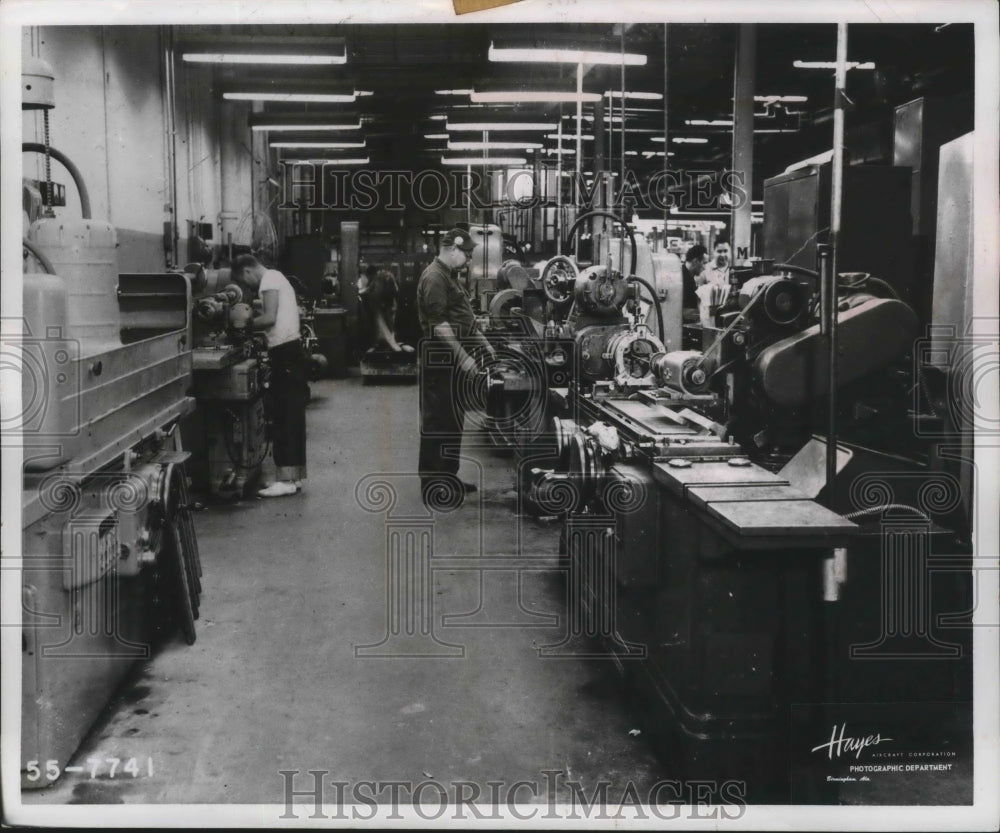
[416,229,496,507]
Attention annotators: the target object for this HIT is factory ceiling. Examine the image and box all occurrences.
[175,21,975,208]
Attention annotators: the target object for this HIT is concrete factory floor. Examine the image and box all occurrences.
[24,374,667,809]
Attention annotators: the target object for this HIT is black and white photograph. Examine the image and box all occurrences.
[1,0,998,828]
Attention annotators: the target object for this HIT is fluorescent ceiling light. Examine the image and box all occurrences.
[793,60,875,70]
[754,95,808,103]
[641,151,674,157]
[435,89,474,95]
[604,90,663,100]
[224,92,357,103]
[425,133,449,139]
[281,157,370,165]
[543,148,575,155]
[183,52,346,65]
[251,121,363,132]
[441,156,527,165]
[489,43,646,66]
[271,141,366,149]
[471,90,602,103]
[685,119,733,127]
[448,141,543,150]
[754,129,799,134]
[651,136,709,144]
[546,134,595,141]
[446,121,557,132]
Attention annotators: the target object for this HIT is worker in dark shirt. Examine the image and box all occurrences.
[681,244,709,321]
[416,228,496,507]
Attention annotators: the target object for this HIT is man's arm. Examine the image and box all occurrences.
[253,289,280,330]
[432,322,477,373]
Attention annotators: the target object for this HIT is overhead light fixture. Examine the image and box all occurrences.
[424,133,450,140]
[546,134,595,141]
[249,117,363,132]
[604,90,663,100]
[224,91,357,103]
[489,42,646,66]
[543,147,576,155]
[793,60,875,70]
[446,120,557,132]
[685,119,733,127]
[754,95,808,103]
[184,52,346,65]
[641,150,674,157]
[651,136,709,144]
[270,141,366,149]
[435,89,474,95]
[471,90,602,103]
[181,37,347,66]
[280,156,370,165]
[441,156,527,166]
[753,129,800,134]
[448,140,543,151]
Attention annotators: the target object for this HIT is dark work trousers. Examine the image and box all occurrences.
[266,339,308,478]
[418,341,466,492]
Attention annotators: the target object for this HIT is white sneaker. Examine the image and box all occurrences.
[258,481,298,498]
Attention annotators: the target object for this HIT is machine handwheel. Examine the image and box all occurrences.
[164,463,200,612]
[177,469,203,586]
[166,518,197,645]
[157,463,201,636]
[540,256,578,305]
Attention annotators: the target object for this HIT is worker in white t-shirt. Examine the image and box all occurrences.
[232,255,307,498]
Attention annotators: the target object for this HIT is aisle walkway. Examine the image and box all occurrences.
[26,375,666,808]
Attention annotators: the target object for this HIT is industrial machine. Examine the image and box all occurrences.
[482,185,972,798]
[18,58,202,788]
[185,266,270,498]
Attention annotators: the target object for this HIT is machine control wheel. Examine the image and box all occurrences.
[540,256,578,305]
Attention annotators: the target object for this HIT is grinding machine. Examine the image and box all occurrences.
[17,58,203,788]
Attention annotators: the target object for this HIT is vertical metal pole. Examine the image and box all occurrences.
[662,23,669,250]
[556,118,563,257]
[593,96,606,246]
[731,24,755,267]
[825,22,848,498]
[466,164,472,225]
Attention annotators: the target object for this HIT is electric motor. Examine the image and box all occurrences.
[650,349,711,395]
[739,275,807,327]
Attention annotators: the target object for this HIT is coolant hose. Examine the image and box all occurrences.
[626,275,665,343]
[563,210,638,277]
[22,237,57,275]
[22,142,92,219]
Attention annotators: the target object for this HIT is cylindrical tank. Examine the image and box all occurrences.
[20,272,77,470]
[28,218,120,344]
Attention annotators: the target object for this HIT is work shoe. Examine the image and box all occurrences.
[258,481,298,498]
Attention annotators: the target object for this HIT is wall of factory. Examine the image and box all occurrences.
[21,26,258,274]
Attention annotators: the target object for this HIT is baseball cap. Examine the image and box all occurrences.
[442,228,477,252]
